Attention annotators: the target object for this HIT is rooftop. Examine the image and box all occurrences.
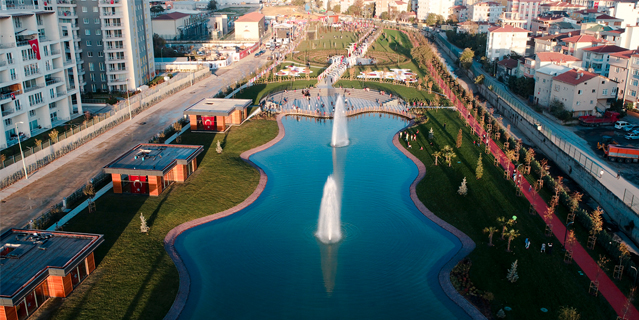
[488,24,529,33]
[609,49,639,59]
[595,14,622,20]
[582,44,629,54]
[184,98,252,117]
[553,69,599,85]
[235,12,264,23]
[152,12,190,20]
[537,52,581,62]
[498,58,518,69]
[536,64,572,76]
[103,144,204,176]
[562,34,603,43]
[0,229,103,306]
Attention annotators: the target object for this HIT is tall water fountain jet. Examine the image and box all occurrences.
[316,175,342,244]
[331,94,349,147]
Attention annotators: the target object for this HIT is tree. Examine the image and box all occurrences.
[83,181,95,199]
[457,177,468,196]
[150,5,164,13]
[379,11,390,20]
[216,140,223,154]
[474,75,484,85]
[443,145,456,167]
[589,207,604,247]
[506,229,520,252]
[558,306,580,320]
[456,129,462,148]
[432,151,442,166]
[497,216,514,239]
[332,4,340,12]
[483,226,497,246]
[506,259,519,283]
[550,99,572,121]
[140,212,149,233]
[476,155,484,179]
[425,13,438,26]
[207,0,217,11]
[49,129,59,143]
[459,48,474,70]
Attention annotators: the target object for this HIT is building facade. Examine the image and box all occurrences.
[486,24,529,61]
[98,0,155,91]
[533,64,572,106]
[234,12,264,41]
[0,4,82,149]
[581,44,628,77]
[416,0,454,21]
[505,0,544,30]
[550,69,618,116]
[608,50,639,107]
[469,2,504,23]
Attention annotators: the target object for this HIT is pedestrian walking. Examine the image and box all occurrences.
[541,243,546,253]
[547,242,553,254]
[525,238,530,249]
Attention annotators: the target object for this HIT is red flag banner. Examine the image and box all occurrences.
[28,39,41,60]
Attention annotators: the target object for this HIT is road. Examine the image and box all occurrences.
[0,55,268,234]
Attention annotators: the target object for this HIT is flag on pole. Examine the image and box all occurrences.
[28,39,41,60]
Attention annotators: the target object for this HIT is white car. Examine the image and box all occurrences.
[624,125,639,132]
[625,132,639,140]
[615,121,630,129]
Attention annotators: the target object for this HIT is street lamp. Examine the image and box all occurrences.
[631,266,638,289]
[15,122,28,179]
[563,221,575,249]
[126,79,132,120]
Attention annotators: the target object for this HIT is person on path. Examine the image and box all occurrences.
[541,243,546,253]
[443,122,446,129]
[547,242,553,254]
[525,238,530,249]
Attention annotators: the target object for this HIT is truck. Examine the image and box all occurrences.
[578,111,620,127]
[598,143,639,163]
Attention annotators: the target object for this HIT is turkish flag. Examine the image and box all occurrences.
[28,39,41,60]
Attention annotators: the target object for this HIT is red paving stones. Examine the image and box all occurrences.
[427,62,638,320]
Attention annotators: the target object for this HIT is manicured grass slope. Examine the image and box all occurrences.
[51,120,278,320]
[406,110,617,320]
[234,80,318,104]
[335,80,435,102]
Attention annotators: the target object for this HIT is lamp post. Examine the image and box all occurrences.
[563,221,574,249]
[15,122,28,179]
[126,79,132,120]
[631,266,638,289]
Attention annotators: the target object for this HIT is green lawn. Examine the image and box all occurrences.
[404,109,618,320]
[50,119,279,320]
[335,80,435,103]
[296,30,359,53]
[234,80,318,104]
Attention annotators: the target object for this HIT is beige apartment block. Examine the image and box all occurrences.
[608,50,639,107]
[549,69,618,116]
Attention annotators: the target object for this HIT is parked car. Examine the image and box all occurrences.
[625,132,639,140]
[615,120,630,129]
[624,125,639,132]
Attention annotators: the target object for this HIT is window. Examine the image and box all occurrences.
[90,73,95,81]
[590,100,594,104]
[83,18,89,24]
[592,89,596,93]
[49,102,56,109]
[89,63,94,71]
[632,90,637,97]
[85,29,91,36]
[94,18,100,24]
[86,40,92,46]
[543,79,546,83]
[4,119,11,126]
[97,40,103,46]
[91,84,97,92]
[96,29,101,35]
[13,17,22,28]
[633,80,638,86]
[50,111,58,121]
[554,84,560,91]
[101,73,106,81]
[603,89,608,95]
[87,51,93,57]
[15,100,21,110]
[576,101,580,105]
[28,93,43,106]
[98,51,104,57]
[29,110,36,117]
[586,53,591,59]
[82,6,87,12]
[578,90,582,95]
[93,7,98,12]
[50,88,55,98]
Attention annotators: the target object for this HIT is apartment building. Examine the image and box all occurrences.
[561,33,606,58]
[533,32,572,53]
[608,49,639,106]
[581,44,628,77]
[98,0,155,92]
[522,51,582,77]
[549,69,618,116]
[606,1,639,28]
[505,0,545,30]
[539,1,585,15]
[416,0,454,20]
[499,11,527,28]
[533,64,572,106]
[0,4,81,149]
[468,2,504,23]
[451,5,468,21]
[486,24,529,60]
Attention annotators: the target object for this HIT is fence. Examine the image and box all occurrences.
[0,67,212,190]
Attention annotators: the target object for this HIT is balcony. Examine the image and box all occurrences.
[105,45,125,52]
[23,85,44,93]
[5,4,35,9]
[101,0,121,4]
[55,90,67,97]
[39,36,53,43]
[2,107,15,117]
[16,40,31,47]
[58,11,77,17]
[109,78,127,84]
[56,0,77,4]
[51,49,61,55]
[103,22,122,27]
[0,90,22,102]
[104,34,124,39]
[0,61,6,68]
[24,69,42,77]
[101,11,123,17]
[108,67,127,73]
[106,56,125,62]
[0,43,16,49]
[46,77,63,86]
[64,58,75,66]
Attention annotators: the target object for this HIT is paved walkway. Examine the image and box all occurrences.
[426,62,638,320]
[0,56,268,234]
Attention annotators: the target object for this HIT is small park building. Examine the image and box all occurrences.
[184,98,251,132]
[104,143,203,196]
[0,229,103,320]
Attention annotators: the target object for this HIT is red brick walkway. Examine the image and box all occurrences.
[427,62,638,320]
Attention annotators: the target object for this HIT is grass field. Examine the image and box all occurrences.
[404,109,619,320]
[49,120,279,320]
[335,80,436,103]
[233,80,318,105]
[296,30,359,53]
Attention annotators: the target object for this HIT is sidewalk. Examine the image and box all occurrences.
[0,56,268,234]
[429,62,638,320]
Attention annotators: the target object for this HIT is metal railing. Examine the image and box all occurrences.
[0,43,16,49]
[51,49,61,55]
[46,77,63,86]
[104,23,122,27]
[23,85,44,93]
[0,61,6,67]
[1,108,15,117]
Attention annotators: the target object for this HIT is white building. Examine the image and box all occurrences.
[607,2,639,28]
[417,0,454,21]
[609,50,639,107]
[468,2,504,23]
[582,44,630,77]
[533,64,572,107]
[0,5,82,149]
[99,0,155,91]
[549,69,618,116]
[486,24,529,61]
[505,0,544,30]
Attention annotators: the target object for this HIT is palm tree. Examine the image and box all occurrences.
[432,151,442,166]
[442,145,456,167]
[497,216,514,240]
[483,226,498,246]
[506,229,520,252]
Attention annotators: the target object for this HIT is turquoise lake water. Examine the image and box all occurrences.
[175,115,470,319]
